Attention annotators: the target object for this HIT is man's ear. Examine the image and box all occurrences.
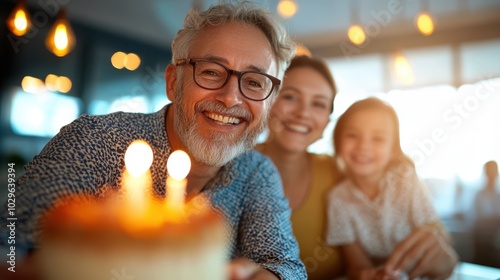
[165,64,177,101]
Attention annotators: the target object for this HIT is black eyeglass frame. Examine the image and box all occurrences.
[175,58,281,101]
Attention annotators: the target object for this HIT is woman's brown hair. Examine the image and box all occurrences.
[285,55,337,113]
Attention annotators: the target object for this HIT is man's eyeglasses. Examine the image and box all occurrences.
[175,58,281,101]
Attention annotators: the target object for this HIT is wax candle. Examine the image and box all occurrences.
[166,150,191,214]
[38,146,228,280]
[123,140,153,220]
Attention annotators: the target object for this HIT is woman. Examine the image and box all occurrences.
[257,55,342,279]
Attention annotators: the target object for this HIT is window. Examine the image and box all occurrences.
[10,89,81,137]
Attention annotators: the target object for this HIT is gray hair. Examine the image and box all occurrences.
[171,0,295,81]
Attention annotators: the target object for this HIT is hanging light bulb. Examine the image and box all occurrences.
[415,0,435,36]
[394,54,414,85]
[45,9,76,57]
[277,0,298,19]
[348,24,366,46]
[416,12,435,36]
[6,0,32,36]
[347,0,365,46]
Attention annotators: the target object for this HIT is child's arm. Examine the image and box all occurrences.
[427,220,452,244]
[383,225,458,280]
[382,169,458,279]
[340,243,384,280]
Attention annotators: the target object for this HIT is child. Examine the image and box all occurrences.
[326,97,450,280]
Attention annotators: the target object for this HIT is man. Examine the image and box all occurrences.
[0,2,305,279]
[472,160,500,267]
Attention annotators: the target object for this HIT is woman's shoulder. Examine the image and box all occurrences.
[309,152,333,162]
[309,153,336,172]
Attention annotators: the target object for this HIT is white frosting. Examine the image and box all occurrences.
[38,239,228,280]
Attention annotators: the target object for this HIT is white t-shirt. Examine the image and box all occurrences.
[326,167,441,263]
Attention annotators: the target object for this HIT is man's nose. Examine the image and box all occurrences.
[214,74,244,107]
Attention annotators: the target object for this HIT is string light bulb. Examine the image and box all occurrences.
[416,12,435,36]
[415,0,434,36]
[6,0,32,36]
[347,0,365,46]
[45,10,76,57]
[111,51,141,71]
[348,24,366,46]
[394,54,414,85]
[277,0,298,19]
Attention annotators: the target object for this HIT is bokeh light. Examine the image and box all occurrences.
[348,24,366,46]
[124,140,154,177]
[277,0,298,18]
[167,150,191,181]
[416,13,435,36]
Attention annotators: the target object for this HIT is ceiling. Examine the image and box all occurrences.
[26,0,500,57]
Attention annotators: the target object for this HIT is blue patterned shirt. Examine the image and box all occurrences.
[1,105,306,279]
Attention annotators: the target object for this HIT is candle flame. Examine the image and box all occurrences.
[167,150,191,180]
[124,140,153,177]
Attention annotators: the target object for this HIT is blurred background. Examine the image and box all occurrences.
[1,0,500,269]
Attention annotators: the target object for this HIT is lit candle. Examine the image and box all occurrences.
[166,150,191,213]
[123,140,153,220]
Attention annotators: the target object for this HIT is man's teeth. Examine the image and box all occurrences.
[207,113,241,125]
[287,124,308,133]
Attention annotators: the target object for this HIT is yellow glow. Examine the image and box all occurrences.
[348,24,366,46]
[45,13,76,57]
[295,44,312,57]
[167,150,191,180]
[125,53,141,71]
[394,55,414,85]
[45,74,58,91]
[111,51,126,69]
[7,2,32,36]
[21,76,44,94]
[54,24,69,50]
[121,140,153,228]
[277,0,298,18]
[14,10,27,31]
[57,76,72,93]
[124,140,154,177]
[416,13,434,36]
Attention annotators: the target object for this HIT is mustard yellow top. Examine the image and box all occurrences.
[256,144,344,279]
[292,153,343,280]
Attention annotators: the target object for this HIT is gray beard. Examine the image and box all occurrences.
[172,84,267,167]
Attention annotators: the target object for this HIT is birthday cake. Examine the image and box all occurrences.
[36,142,229,280]
[37,194,228,280]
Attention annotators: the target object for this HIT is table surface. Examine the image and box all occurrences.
[451,262,500,280]
[1,259,499,279]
